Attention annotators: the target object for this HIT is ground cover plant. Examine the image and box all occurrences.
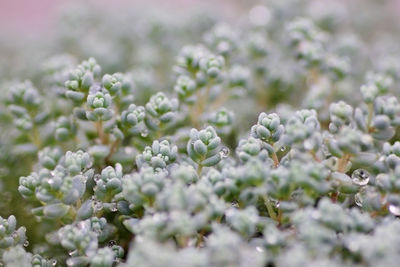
[1,0,400,266]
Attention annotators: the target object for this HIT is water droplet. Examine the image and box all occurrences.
[51,260,57,266]
[231,201,239,208]
[280,146,286,151]
[275,201,280,208]
[124,147,134,154]
[23,240,29,247]
[304,139,314,150]
[256,246,265,253]
[351,169,370,186]
[48,179,54,185]
[94,201,103,212]
[108,240,117,247]
[110,203,118,212]
[93,174,101,183]
[141,129,149,137]
[354,192,363,207]
[68,250,78,256]
[389,204,400,216]
[219,147,230,158]
[265,234,278,245]
[311,210,321,220]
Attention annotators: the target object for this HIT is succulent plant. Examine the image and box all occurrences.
[1,1,400,266]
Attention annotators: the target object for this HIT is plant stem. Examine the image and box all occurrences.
[210,90,229,110]
[196,230,205,247]
[337,153,351,173]
[332,153,351,203]
[31,125,42,148]
[277,209,283,226]
[105,139,120,164]
[331,191,338,203]
[310,151,321,162]
[177,236,189,248]
[367,103,374,132]
[272,151,280,168]
[264,196,278,222]
[191,84,212,128]
[95,121,107,144]
[197,164,203,176]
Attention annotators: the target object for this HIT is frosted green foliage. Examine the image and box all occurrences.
[228,64,251,88]
[236,137,265,162]
[122,167,166,209]
[225,206,259,236]
[187,126,222,167]
[102,73,131,96]
[251,112,284,143]
[136,140,178,169]
[174,75,197,100]
[0,216,26,250]
[65,58,101,102]
[42,54,77,89]
[121,104,145,128]
[55,116,77,141]
[18,150,93,220]
[199,54,225,80]
[86,88,114,121]
[2,246,31,267]
[176,44,210,73]
[5,81,46,132]
[38,147,63,170]
[366,72,393,94]
[207,108,234,128]
[329,101,353,132]
[4,2,400,266]
[286,17,323,45]
[283,109,319,145]
[7,81,41,108]
[94,163,123,201]
[325,54,350,80]
[145,92,178,129]
[204,24,238,57]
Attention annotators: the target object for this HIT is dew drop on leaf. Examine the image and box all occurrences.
[219,147,230,158]
[389,204,400,216]
[351,169,370,186]
[354,192,363,207]
[141,129,149,137]
[110,203,118,212]
[108,240,117,247]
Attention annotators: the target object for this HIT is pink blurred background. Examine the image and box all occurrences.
[0,0,237,35]
[0,0,400,35]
